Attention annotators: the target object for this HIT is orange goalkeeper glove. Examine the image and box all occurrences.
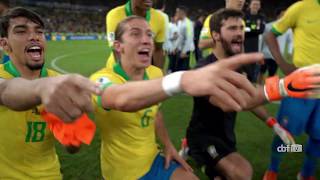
[264,64,320,101]
[41,111,96,147]
[266,117,295,145]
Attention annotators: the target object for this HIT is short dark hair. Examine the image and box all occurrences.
[0,7,44,37]
[114,15,146,42]
[210,8,244,33]
[177,5,188,14]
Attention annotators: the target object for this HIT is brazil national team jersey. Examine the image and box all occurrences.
[199,14,213,57]
[0,61,62,180]
[105,0,165,69]
[90,64,163,180]
[272,0,320,67]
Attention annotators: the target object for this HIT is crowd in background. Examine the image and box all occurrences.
[8,0,292,75]
[41,9,105,35]
[9,1,280,35]
[28,6,106,35]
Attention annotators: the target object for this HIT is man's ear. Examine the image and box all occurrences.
[113,40,123,54]
[211,31,220,42]
[0,38,10,53]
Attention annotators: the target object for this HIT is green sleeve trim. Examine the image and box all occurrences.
[100,82,113,91]
[200,36,210,40]
[97,82,113,111]
[271,26,283,37]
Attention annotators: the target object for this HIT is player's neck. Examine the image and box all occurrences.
[226,4,240,10]
[213,45,228,60]
[132,4,147,17]
[11,59,41,80]
[121,61,145,81]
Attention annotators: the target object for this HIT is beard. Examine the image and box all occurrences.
[26,61,44,71]
[220,35,243,57]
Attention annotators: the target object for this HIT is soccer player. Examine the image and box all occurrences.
[185,9,296,180]
[198,0,245,57]
[0,7,100,179]
[91,15,198,180]
[264,0,320,179]
[105,0,166,69]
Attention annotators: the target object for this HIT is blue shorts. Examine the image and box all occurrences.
[277,97,320,139]
[139,154,181,180]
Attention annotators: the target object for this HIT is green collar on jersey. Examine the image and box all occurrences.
[113,62,149,81]
[125,0,151,22]
[4,61,48,78]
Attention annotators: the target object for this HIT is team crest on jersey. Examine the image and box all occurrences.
[96,77,111,88]
[108,32,115,42]
[207,145,219,159]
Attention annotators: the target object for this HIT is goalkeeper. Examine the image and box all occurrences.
[184,9,298,180]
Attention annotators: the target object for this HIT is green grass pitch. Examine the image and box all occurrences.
[45,40,319,179]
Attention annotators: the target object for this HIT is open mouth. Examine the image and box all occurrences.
[231,39,243,51]
[138,48,151,58]
[25,45,43,60]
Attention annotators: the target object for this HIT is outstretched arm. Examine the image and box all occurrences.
[0,75,100,122]
[0,78,42,110]
[101,53,320,112]
[101,53,264,112]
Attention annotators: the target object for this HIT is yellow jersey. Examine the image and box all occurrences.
[199,14,213,57]
[0,61,62,180]
[90,63,163,180]
[105,1,166,68]
[272,0,320,67]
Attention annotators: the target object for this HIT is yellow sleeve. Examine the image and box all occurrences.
[272,1,302,36]
[106,10,119,47]
[146,65,163,79]
[154,11,166,43]
[200,15,211,40]
[47,69,61,77]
